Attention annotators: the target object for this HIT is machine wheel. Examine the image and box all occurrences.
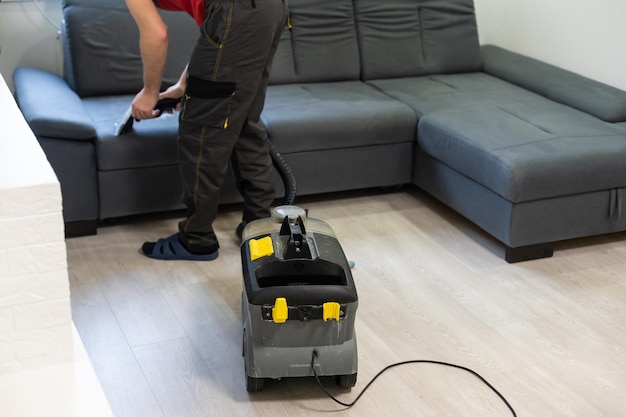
[335,373,357,389]
[243,330,265,392]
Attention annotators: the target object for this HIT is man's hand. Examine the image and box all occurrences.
[158,64,188,114]
[132,87,160,120]
[158,84,184,114]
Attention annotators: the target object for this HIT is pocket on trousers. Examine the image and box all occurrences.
[181,76,237,127]
[202,1,232,47]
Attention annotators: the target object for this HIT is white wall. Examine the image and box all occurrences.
[0,0,62,92]
[0,70,71,375]
[474,0,626,91]
[0,71,115,417]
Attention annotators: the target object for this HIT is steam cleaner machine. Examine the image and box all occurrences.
[240,206,358,392]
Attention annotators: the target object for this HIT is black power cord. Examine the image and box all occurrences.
[310,351,517,416]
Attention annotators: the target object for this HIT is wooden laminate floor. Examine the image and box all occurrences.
[67,187,626,417]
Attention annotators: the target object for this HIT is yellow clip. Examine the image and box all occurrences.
[323,302,341,322]
[249,236,274,261]
[272,298,288,323]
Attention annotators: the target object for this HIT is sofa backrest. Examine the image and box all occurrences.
[60,0,482,94]
[353,0,482,80]
[268,0,361,85]
[62,0,196,97]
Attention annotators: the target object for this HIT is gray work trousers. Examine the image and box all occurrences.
[177,0,287,252]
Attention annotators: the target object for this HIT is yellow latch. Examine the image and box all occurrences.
[323,302,341,321]
[272,298,288,323]
[249,236,274,261]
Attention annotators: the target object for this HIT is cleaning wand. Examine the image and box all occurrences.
[115,97,181,136]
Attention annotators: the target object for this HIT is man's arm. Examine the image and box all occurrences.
[125,0,169,119]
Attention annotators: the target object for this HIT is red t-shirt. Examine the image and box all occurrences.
[154,0,206,27]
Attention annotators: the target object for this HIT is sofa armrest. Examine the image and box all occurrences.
[13,67,97,140]
[481,45,626,123]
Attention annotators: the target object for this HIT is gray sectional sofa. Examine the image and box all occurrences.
[13,0,626,262]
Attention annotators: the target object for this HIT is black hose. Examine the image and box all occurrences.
[269,140,297,205]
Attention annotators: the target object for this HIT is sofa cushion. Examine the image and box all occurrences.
[418,101,626,203]
[62,0,196,97]
[368,72,540,117]
[269,0,360,84]
[261,82,417,153]
[80,97,179,171]
[370,72,626,203]
[353,0,481,81]
[87,81,418,172]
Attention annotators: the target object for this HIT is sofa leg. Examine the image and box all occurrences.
[505,243,554,263]
[65,220,98,238]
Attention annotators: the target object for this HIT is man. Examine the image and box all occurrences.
[124,0,287,260]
